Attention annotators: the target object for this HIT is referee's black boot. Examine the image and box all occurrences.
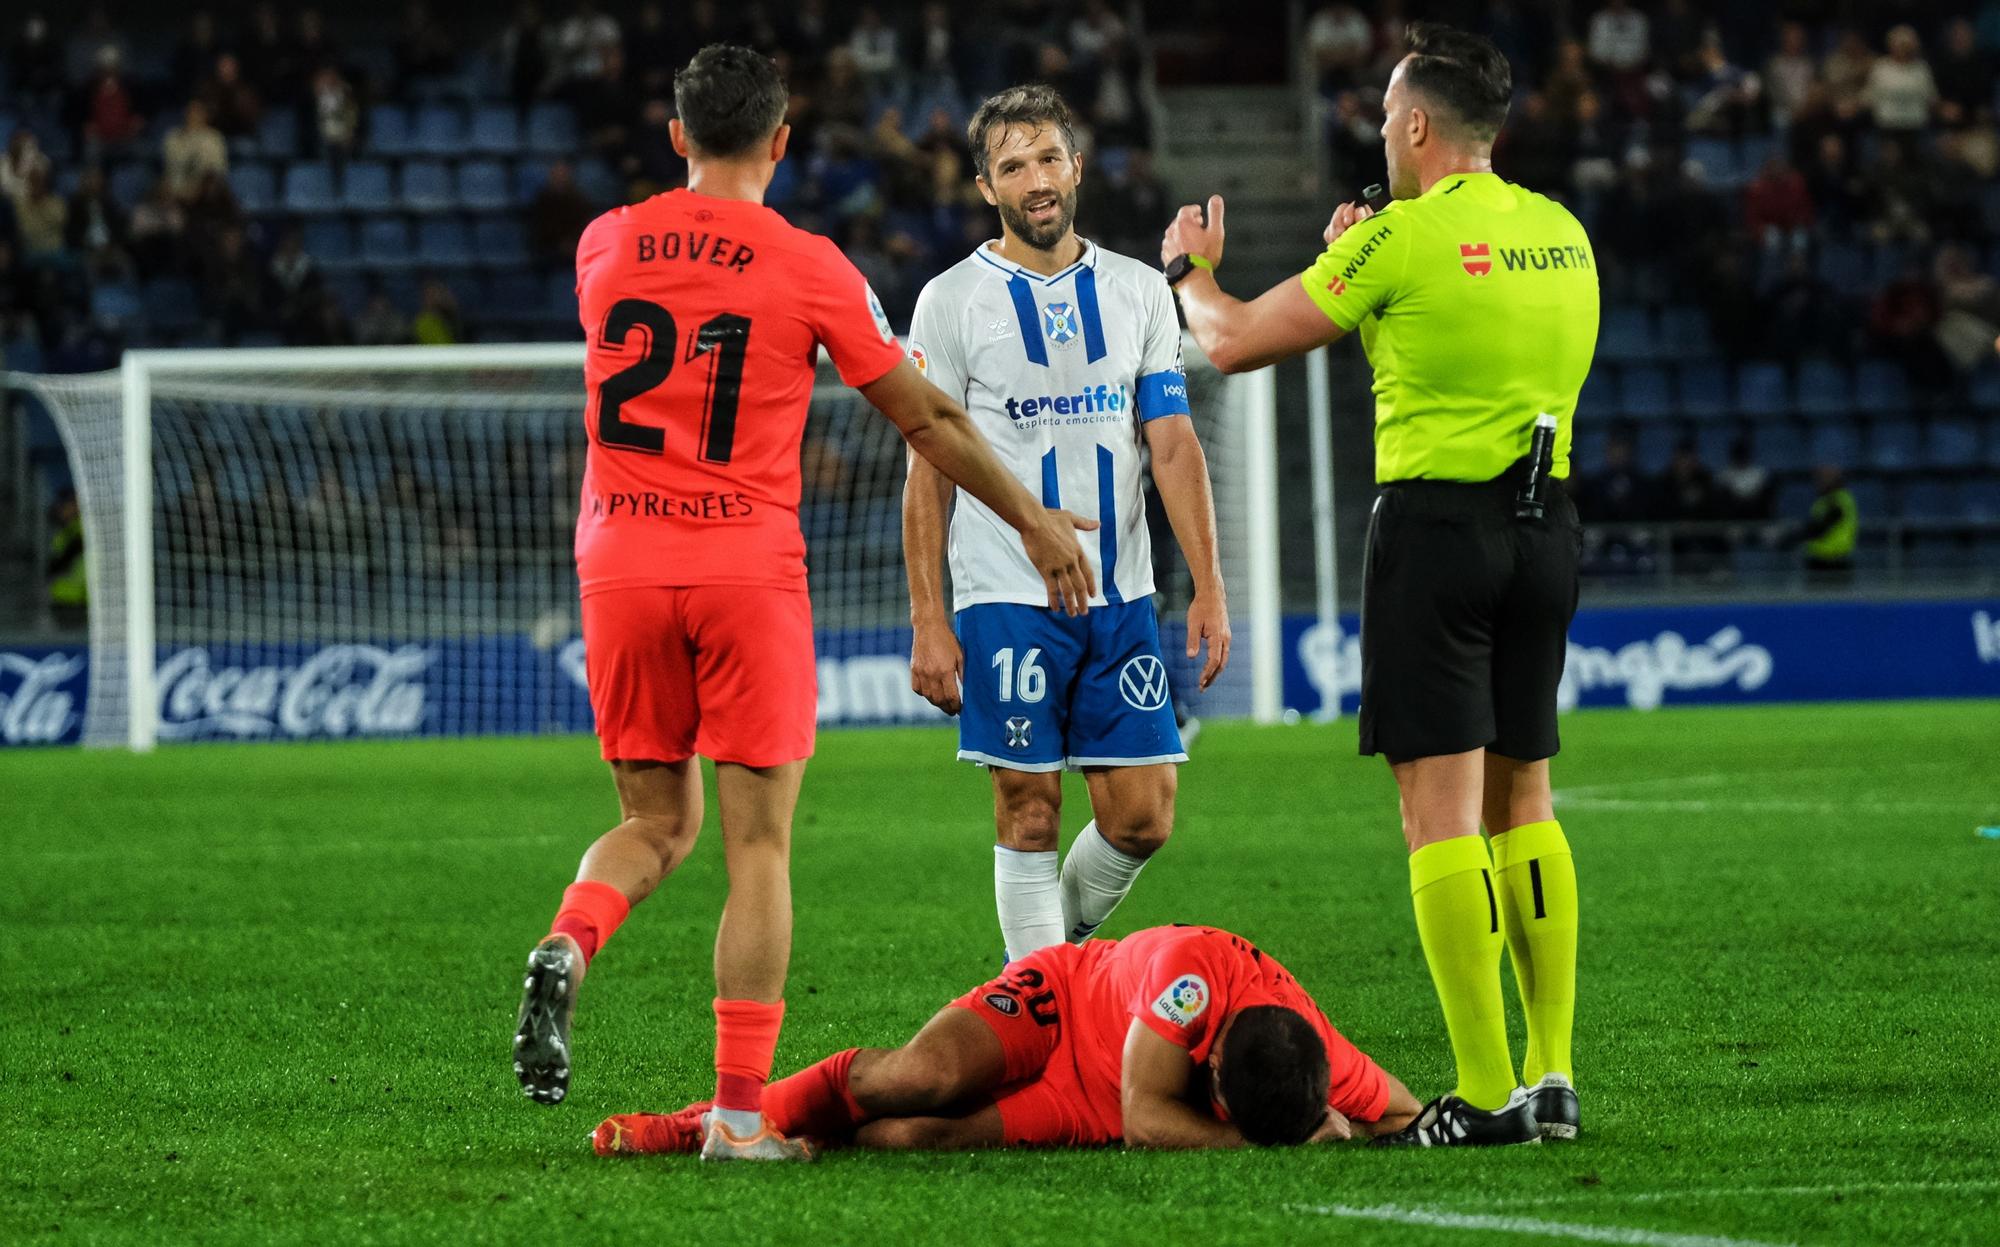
[1527,1074,1579,1140]
[1372,1086,1540,1147]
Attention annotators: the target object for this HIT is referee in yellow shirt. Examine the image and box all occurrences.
[1162,22,1597,1146]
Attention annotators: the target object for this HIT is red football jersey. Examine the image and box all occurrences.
[1066,926,1390,1127]
[572,188,906,594]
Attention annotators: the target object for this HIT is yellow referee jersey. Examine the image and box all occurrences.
[1301,171,1599,484]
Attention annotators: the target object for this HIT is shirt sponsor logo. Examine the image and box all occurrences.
[908,344,928,375]
[1460,242,1492,277]
[0,650,84,745]
[1041,302,1080,346]
[1004,382,1131,423]
[1498,244,1594,273]
[866,284,896,343]
[1118,655,1169,711]
[1339,224,1394,281]
[1152,974,1209,1028]
[1326,276,1348,297]
[1973,610,2000,664]
[156,644,431,740]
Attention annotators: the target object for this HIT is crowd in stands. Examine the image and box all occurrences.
[0,2,1164,370]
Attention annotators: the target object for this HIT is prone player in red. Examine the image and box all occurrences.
[593,924,1422,1153]
[513,44,1100,1163]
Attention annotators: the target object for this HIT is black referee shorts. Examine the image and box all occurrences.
[1357,473,1581,763]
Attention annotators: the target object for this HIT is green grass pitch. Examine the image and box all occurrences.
[6,701,1999,1246]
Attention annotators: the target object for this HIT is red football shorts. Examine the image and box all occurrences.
[949,945,1118,1147]
[581,585,817,767]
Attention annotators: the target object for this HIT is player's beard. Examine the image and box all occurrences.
[1000,185,1079,253]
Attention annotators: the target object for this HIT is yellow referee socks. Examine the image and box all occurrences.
[1408,834,1516,1111]
[1490,819,1578,1085]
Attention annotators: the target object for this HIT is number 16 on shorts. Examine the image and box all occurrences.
[954,601,1187,773]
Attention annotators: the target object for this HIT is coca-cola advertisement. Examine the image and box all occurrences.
[0,648,88,746]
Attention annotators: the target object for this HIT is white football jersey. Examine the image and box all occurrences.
[906,239,1192,612]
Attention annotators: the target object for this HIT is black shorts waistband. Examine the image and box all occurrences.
[1377,457,1569,519]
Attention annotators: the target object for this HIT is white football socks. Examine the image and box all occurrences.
[1060,820,1149,944]
[994,846,1064,962]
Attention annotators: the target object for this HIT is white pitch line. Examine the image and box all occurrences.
[1551,796,1990,815]
[1489,1178,2000,1208]
[23,833,567,863]
[1293,1203,1794,1247]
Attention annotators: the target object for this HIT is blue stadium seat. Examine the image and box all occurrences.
[513,160,552,203]
[1899,479,1958,520]
[1686,137,1738,188]
[368,104,412,157]
[400,160,455,213]
[1617,366,1673,419]
[1969,366,2000,412]
[90,281,143,325]
[575,157,622,205]
[525,102,580,154]
[1773,478,1815,520]
[1854,360,1909,413]
[1960,479,2000,521]
[1678,362,1731,419]
[411,104,468,156]
[1734,362,1790,417]
[469,104,521,154]
[544,270,580,323]
[230,162,276,213]
[458,159,510,212]
[1794,360,1851,417]
[1577,370,1614,418]
[484,270,541,321]
[1657,306,1713,360]
[470,217,528,265]
[1634,422,1678,470]
[766,158,801,207]
[1927,419,1980,469]
[341,160,395,213]
[360,218,416,268]
[1848,476,1889,517]
[256,108,299,159]
[1571,424,1609,470]
[302,218,356,265]
[417,217,474,266]
[1737,133,1777,175]
[109,160,152,209]
[1807,420,1859,465]
[142,279,200,334]
[1869,419,1922,471]
[1758,421,1810,472]
[1815,243,1868,290]
[283,162,340,214]
[1596,306,1653,364]
[1695,422,1734,466]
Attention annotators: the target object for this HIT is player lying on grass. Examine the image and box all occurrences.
[593,924,1420,1154]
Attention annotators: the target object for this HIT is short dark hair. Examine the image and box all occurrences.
[1216,1006,1332,1146]
[965,84,1079,180]
[672,43,787,158]
[1403,22,1513,142]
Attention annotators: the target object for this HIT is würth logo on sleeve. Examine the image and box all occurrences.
[1326,276,1347,297]
[1460,243,1492,277]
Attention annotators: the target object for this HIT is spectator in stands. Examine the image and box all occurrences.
[1803,132,1865,238]
[817,46,871,139]
[293,10,339,90]
[1935,19,1992,128]
[622,98,685,200]
[1820,29,1875,124]
[9,15,64,104]
[1498,92,1571,194]
[198,224,267,345]
[311,67,360,167]
[184,171,244,261]
[354,283,409,346]
[1573,426,1658,576]
[47,487,85,629]
[65,6,128,84]
[239,5,295,103]
[1,130,53,204]
[528,160,592,264]
[1092,146,1169,268]
[1799,464,1858,584]
[1685,31,1762,134]
[1542,39,1592,126]
[1587,0,1649,79]
[1865,26,1939,133]
[10,165,66,262]
[552,0,620,93]
[912,2,968,90]
[849,6,901,91]
[76,45,144,158]
[412,278,462,346]
[1931,243,2000,377]
[127,179,189,278]
[64,166,129,280]
[197,53,263,140]
[1743,155,1813,254]
[1864,138,1931,245]
[162,101,228,204]
[291,285,352,346]
[1869,257,1950,391]
[1649,0,1706,83]
[574,44,640,162]
[1764,21,1819,131]
[396,3,456,89]
[1717,434,1775,521]
[268,224,317,320]
[172,11,225,95]
[1660,435,1729,575]
[1307,2,1373,91]
[500,1,553,103]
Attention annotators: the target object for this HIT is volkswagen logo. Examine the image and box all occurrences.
[1118,655,1170,711]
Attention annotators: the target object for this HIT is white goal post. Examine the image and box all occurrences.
[11,339,1282,751]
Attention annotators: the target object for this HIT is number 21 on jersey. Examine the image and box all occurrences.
[594,297,752,464]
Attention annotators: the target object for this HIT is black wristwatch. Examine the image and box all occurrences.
[1165,202,1212,286]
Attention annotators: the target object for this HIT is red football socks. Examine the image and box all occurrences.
[713,997,787,1114]
[761,1048,867,1140]
[549,881,631,966]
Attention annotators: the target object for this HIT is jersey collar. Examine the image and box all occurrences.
[973,237,1098,285]
[1422,170,1500,200]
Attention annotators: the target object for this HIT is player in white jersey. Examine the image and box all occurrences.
[903,85,1230,963]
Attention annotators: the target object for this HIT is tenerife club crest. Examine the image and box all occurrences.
[1042,302,1080,347]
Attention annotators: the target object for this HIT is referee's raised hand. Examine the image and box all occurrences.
[1323,200,1376,246]
[1161,194,1226,271]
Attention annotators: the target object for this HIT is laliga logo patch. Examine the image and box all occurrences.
[1005,715,1033,750]
[1118,655,1169,712]
[1151,974,1209,1028]
[985,992,1020,1017]
[1042,302,1079,346]
[908,344,928,375]
[866,284,896,343]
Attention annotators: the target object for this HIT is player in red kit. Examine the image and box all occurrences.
[593,924,1422,1154]
[513,44,1100,1163]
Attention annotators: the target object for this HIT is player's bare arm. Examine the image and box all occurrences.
[1142,414,1230,689]
[1119,1021,1246,1149]
[862,359,1100,616]
[902,451,963,714]
[1161,195,1349,375]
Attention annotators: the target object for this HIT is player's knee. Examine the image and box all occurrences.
[626,813,699,874]
[851,1051,961,1113]
[1102,777,1175,857]
[995,794,1060,853]
[856,1117,955,1150]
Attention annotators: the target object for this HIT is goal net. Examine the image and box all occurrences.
[12,342,1278,750]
